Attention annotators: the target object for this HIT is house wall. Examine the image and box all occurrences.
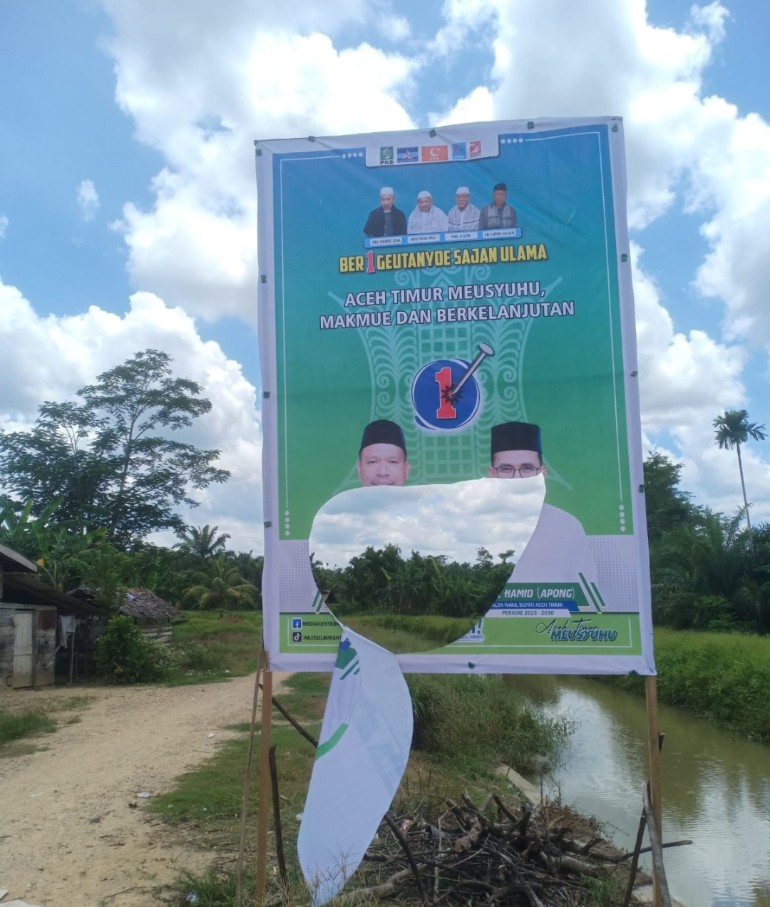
[35,608,57,687]
[0,605,14,686]
[138,624,174,645]
[0,604,58,688]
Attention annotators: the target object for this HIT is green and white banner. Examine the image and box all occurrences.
[298,629,412,904]
[257,118,655,675]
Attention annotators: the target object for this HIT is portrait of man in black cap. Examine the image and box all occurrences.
[482,419,598,597]
[363,187,408,238]
[478,182,518,230]
[488,421,545,479]
[357,419,411,487]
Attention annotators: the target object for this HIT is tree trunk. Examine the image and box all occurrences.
[736,442,753,543]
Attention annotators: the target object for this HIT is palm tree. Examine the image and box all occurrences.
[713,409,767,536]
[183,556,258,610]
[176,524,230,560]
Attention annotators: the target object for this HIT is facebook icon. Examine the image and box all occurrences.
[291,618,303,629]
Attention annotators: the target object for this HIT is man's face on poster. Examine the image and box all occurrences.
[488,449,545,479]
[380,192,394,212]
[493,188,507,206]
[455,191,470,210]
[358,443,411,486]
[417,194,433,212]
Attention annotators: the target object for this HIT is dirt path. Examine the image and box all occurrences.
[0,674,288,907]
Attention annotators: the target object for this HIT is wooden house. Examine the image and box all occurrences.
[0,542,99,688]
[120,588,180,644]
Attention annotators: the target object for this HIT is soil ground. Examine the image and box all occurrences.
[0,673,287,907]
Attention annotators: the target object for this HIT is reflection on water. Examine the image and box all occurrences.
[506,676,770,907]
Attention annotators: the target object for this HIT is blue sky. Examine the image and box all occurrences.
[2,0,770,553]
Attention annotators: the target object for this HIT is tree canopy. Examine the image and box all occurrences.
[642,451,702,540]
[0,350,230,547]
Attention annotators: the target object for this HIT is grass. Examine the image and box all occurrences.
[0,693,92,753]
[0,708,57,750]
[165,609,262,685]
[409,673,574,776]
[596,627,770,741]
[344,613,474,652]
[152,642,576,906]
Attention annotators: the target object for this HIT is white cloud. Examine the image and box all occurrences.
[311,476,544,567]
[102,5,416,321]
[77,179,100,221]
[86,0,770,534]
[0,278,262,552]
[690,111,770,349]
[377,12,411,42]
[0,214,8,239]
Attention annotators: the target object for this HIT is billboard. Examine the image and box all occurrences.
[256,117,655,675]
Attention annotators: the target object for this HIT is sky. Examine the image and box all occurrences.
[1,0,770,559]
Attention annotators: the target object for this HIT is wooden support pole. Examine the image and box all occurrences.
[643,783,672,907]
[235,640,264,907]
[254,654,273,906]
[645,675,663,907]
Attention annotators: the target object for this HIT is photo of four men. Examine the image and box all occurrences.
[364,184,518,237]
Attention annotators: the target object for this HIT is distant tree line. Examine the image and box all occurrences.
[1,352,767,635]
[313,544,513,619]
[645,440,770,634]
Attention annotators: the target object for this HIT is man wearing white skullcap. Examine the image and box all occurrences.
[447,186,481,231]
[407,190,449,234]
[364,187,407,237]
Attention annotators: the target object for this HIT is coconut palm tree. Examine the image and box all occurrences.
[713,409,767,536]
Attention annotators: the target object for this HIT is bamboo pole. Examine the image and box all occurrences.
[254,653,273,906]
[645,675,663,907]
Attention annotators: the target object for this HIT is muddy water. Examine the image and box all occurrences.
[505,676,770,907]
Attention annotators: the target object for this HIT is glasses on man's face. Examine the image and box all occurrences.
[494,464,541,478]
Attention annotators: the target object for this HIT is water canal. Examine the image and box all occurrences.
[506,676,770,907]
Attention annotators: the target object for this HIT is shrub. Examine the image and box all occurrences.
[95,615,173,683]
[170,641,221,673]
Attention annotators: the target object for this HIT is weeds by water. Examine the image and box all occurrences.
[409,673,574,775]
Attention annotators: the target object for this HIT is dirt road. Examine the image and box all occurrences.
[0,674,281,907]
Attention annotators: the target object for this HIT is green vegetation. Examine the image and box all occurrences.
[0,708,56,749]
[713,408,767,537]
[167,610,262,684]
[94,614,174,682]
[603,628,770,741]
[183,556,259,610]
[154,667,575,906]
[409,673,573,775]
[645,450,770,633]
[0,349,230,548]
[92,610,262,685]
[315,543,511,620]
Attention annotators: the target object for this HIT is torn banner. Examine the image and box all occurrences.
[298,628,413,905]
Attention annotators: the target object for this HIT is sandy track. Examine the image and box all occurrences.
[0,674,285,907]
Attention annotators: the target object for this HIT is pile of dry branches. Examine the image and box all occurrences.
[347,793,642,907]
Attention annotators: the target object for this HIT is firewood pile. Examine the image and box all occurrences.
[346,793,643,907]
